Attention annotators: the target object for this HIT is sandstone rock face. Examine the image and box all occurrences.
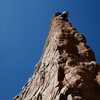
[13,12,100,100]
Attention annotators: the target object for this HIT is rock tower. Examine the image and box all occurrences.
[13,12,100,100]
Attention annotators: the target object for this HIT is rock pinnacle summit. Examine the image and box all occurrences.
[13,11,100,100]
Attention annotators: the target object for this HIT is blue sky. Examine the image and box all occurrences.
[0,0,100,100]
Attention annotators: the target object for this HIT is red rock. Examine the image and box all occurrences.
[13,12,100,100]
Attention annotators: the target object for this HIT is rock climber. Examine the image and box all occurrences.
[60,11,69,21]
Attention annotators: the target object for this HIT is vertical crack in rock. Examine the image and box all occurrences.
[13,11,100,100]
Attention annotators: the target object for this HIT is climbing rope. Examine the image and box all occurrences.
[50,85,54,100]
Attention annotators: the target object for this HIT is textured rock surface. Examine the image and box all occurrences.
[13,12,100,100]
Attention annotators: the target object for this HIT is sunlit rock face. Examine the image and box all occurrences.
[13,11,100,100]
